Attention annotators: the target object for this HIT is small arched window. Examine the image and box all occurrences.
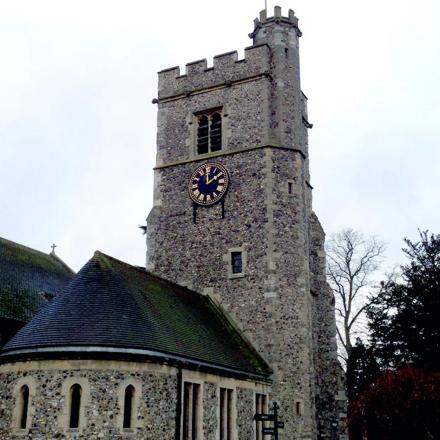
[69,384,82,429]
[19,385,29,429]
[123,385,135,429]
[196,111,223,155]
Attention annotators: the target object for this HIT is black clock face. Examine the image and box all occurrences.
[189,163,229,206]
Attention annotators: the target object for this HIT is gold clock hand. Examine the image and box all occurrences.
[207,174,220,185]
[206,173,214,185]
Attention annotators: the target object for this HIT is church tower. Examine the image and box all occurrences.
[147,7,339,439]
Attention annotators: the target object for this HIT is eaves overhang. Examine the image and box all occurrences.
[0,345,273,384]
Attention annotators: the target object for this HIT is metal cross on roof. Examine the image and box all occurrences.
[51,243,57,254]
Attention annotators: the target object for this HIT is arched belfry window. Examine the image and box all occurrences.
[19,385,29,429]
[123,385,135,429]
[69,384,82,429]
[196,110,223,155]
[210,113,222,152]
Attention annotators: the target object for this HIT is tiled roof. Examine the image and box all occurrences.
[0,237,75,322]
[2,252,272,379]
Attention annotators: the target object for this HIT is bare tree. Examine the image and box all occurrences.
[326,229,385,364]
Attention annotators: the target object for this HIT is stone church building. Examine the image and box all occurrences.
[0,7,344,440]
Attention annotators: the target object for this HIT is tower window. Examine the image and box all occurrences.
[196,111,223,154]
[123,385,135,429]
[226,247,246,279]
[69,384,82,429]
[182,382,201,440]
[19,385,30,429]
[219,388,234,440]
[231,252,243,274]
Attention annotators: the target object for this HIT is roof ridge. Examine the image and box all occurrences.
[0,236,53,259]
[0,236,74,274]
[92,250,207,300]
[92,251,146,273]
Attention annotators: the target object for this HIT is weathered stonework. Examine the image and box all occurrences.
[147,7,340,439]
[0,360,269,440]
[0,7,342,440]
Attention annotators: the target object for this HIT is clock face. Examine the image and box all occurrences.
[189,162,229,206]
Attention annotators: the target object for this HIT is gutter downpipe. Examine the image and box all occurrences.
[175,366,183,440]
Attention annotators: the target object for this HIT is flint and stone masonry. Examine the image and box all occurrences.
[147,7,341,440]
[0,7,343,440]
[0,360,269,440]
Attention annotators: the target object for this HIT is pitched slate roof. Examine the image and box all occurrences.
[2,252,272,379]
[0,237,75,322]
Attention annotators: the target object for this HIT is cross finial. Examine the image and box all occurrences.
[50,243,57,255]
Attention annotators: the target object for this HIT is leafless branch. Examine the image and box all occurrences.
[326,228,385,360]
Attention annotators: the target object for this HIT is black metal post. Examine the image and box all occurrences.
[193,203,197,224]
[273,402,279,440]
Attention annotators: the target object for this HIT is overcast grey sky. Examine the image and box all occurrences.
[1,0,439,273]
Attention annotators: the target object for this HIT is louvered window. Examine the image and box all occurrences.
[196,111,223,154]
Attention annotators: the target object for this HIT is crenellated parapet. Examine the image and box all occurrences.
[158,44,271,101]
[251,6,301,36]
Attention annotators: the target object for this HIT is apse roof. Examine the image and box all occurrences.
[1,251,272,380]
[0,237,74,322]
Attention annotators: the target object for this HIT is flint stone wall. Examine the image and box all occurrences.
[0,359,267,440]
[147,7,340,439]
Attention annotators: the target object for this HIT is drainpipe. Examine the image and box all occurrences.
[175,366,183,440]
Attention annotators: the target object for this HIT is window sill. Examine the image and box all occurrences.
[229,273,245,279]
[192,149,226,160]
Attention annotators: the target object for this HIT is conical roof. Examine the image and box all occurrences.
[1,251,271,379]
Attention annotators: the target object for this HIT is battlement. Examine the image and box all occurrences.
[250,6,301,39]
[256,6,299,27]
[158,44,270,100]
